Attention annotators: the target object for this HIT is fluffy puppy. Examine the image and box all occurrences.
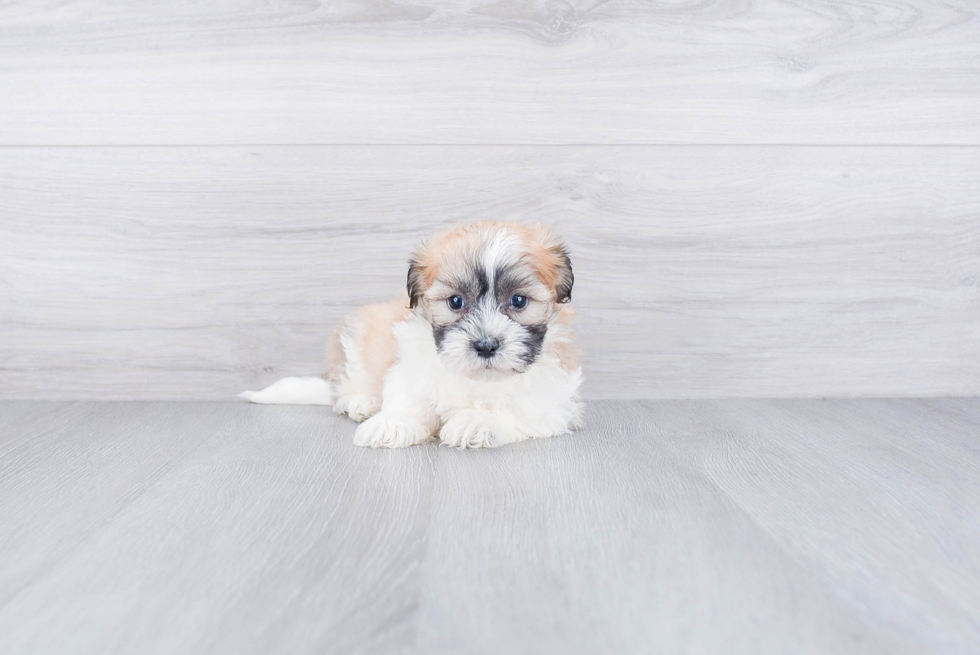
[241,221,583,448]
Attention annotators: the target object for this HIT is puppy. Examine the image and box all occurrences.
[241,221,583,448]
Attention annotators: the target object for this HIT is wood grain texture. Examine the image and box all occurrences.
[0,401,436,655]
[0,399,978,654]
[1,146,978,400]
[1,0,979,145]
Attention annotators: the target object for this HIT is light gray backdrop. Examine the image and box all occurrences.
[1,1,978,400]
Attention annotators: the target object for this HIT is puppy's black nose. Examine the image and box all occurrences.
[473,337,500,359]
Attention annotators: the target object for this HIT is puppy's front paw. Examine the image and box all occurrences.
[334,394,381,422]
[354,412,433,449]
[439,410,501,449]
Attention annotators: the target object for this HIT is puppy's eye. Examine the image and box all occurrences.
[448,295,464,311]
[510,295,528,310]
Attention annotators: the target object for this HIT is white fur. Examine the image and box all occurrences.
[242,318,583,448]
[239,376,332,405]
[354,315,583,449]
[481,227,521,288]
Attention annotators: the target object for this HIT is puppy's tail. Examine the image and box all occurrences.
[239,376,332,405]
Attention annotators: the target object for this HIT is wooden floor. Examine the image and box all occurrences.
[1,399,978,654]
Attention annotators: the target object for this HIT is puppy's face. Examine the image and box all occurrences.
[407,222,573,380]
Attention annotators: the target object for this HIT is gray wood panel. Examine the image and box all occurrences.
[2,146,978,400]
[1,0,979,145]
[0,399,978,654]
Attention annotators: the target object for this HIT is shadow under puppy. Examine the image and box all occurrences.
[242,221,583,448]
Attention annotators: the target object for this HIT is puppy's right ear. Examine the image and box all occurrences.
[407,238,441,310]
[407,256,425,309]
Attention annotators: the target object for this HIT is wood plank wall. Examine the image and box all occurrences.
[1,1,978,399]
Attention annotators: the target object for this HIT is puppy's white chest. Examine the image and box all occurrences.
[390,315,581,435]
[392,316,522,413]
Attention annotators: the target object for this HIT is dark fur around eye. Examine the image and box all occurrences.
[448,295,464,310]
[519,324,548,367]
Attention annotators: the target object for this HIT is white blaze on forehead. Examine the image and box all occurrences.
[482,228,522,290]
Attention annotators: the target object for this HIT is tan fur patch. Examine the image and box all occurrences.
[327,290,412,399]
[512,224,563,292]
[548,305,581,373]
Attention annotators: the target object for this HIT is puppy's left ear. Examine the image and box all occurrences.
[551,243,574,304]
[527,225,574,304]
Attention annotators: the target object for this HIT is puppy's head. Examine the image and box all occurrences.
[407,222,573,379]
